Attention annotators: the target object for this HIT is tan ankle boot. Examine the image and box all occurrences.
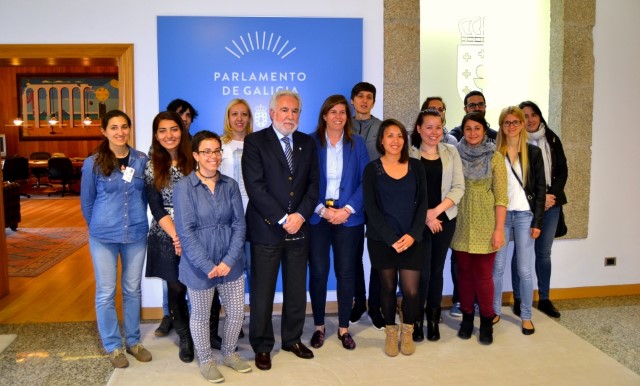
[384,324,399,357]
[400,323,415,355]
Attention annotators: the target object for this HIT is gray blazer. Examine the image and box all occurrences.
[409,142,465,220]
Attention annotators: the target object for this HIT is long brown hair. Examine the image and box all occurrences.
[93,109,130,176]
[151,111,194,190]
[315,95,354,148]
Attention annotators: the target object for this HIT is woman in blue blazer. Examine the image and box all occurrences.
[308,95,370,350]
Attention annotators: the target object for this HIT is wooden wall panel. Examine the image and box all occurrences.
[0,65,117,158]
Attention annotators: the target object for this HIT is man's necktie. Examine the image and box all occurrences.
[281,136,293,173]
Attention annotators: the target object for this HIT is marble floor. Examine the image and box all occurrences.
[1,296,639,386]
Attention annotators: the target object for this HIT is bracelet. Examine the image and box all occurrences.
[319,207,327,218]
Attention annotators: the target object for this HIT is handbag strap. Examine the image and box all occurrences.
[507,155,524,189]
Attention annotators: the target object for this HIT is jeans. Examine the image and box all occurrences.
[512,206,561,301]
[493,210,535,320]
[89,236,147,353]
[309,221,363,328]
[162,280,169,316]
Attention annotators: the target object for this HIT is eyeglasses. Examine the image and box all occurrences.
[420,108,443,115]
[198,149,223,157]
[502,120,521,127]
[466,102,486,109]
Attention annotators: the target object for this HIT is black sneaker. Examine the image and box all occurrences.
[368,308,386,330]
[537,299,561,318]
[349,302,367,324]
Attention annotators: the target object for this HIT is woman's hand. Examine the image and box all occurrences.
[426,218,443,234]
[492,228,505,250]
[392,234,415,253]
[173,235,181,256]
[545,194,556,211]
[530,228,541,239]
[426,208,440,223]
[208,262,230,278]
[329,208,351,225]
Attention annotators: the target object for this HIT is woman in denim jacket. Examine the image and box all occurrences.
[80,110,151,368]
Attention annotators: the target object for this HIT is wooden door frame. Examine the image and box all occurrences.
[0,43,135,298]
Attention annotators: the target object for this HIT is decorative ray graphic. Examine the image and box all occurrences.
[225,31,297,59]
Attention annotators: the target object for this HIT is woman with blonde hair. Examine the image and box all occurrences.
[511,100,568,318]
[209,98,254,344]
[492,106,546,335]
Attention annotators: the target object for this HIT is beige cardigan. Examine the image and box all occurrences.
[409,142,465,220]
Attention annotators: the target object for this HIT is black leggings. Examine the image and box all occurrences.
[378,268,421,325]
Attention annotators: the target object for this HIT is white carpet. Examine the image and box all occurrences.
[0,334,17,354]
[107,308,639,385]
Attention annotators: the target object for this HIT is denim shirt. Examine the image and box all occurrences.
[80,147,149,243]
[173,172,246,290]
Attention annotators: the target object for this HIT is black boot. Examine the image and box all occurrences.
[458,312,474,340]
[412,320,424,342]
[210,295,223,350]
[479,316,494,345]
[170,306,194,363]
[426,307,441,341]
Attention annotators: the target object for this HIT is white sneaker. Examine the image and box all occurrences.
[200,361,225,383]
[449,302,462,317]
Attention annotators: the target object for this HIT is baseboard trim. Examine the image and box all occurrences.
[141,283,640,320]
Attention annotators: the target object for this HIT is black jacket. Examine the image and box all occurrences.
[508,144,546,230]
[543,128,568,207]
[524,144,547,230]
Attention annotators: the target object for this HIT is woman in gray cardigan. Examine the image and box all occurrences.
[409,108,465,341]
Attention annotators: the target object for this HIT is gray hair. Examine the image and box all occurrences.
[269,90,302,112]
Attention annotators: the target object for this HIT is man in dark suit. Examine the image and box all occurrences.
[242,90,319,371]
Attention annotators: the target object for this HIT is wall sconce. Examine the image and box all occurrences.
[49,113,59,134]
[48,113,59,126]
[13,116,24,126]
[83,116,93,126]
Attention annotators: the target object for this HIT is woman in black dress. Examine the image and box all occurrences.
[144,111,194,362]
[363,119,427,357]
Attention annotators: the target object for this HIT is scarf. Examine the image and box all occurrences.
[457,136,496,180]
[527,123,552,187]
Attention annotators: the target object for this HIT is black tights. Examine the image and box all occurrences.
[167,280,188,314]
[378,268,421,325]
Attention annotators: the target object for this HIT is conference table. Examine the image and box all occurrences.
[28,157,86,189]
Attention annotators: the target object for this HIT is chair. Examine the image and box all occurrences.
[29,151,52,188]
[2,156,31,198]
[47,157,78,197]
[3,181,21,230]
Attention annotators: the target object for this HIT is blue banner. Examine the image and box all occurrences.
[158,16,363,135]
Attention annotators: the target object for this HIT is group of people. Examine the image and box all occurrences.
[80,84,568,382]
